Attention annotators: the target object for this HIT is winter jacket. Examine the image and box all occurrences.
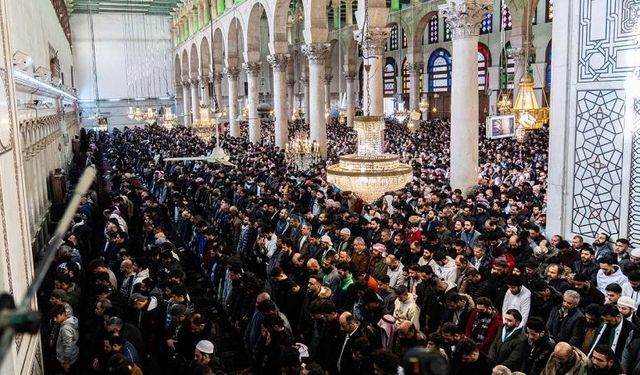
[502,286,531,327]
[465,308,502,353]
[622,331,640,375]
[488,326,527,370]
[393,294,421,330]
[56,316,80,366]
[541,347,590,375]
[546,306,586,347]
[521,334,555,375]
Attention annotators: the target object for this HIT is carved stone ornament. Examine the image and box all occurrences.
[212,72,224,84]
[181,80,190,88]
[223,66,241,79]
[189,77,199,85]
[301,43,330,64]
[242,62,261,77]
[267,54,290,73]
[343,71,357,81]
[439,0,493,40]
[354,28,390,57]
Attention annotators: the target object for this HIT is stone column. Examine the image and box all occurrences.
[190,77,200,121]
[200,75,210,106]
[324,74,332,113]
[212,72,223,110]
[268,54,290,149]
[243,61,261,144]
[407,62,423,111]
[344,71,357,127]
[300,77,309,124]
[287,79,296,119]
[440,0,492,193]
[181,81,191,126]
[355,28,389,116]
[302,43,329,158]
[224,66,241,137]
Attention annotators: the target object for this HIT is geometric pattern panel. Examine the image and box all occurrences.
[429,15,439,44]
[481,13,493,34]
[572,90,625,238]
[502,0,513,30]
[629,98,640,246]
[578,0,640,82]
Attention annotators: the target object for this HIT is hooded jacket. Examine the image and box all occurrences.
[56,316,80,365]
[393,294,421,330]
[596,266,629,294]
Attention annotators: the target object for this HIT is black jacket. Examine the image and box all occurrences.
[488,326,527,370]
[520,334,555,375]
[546,306,586,347]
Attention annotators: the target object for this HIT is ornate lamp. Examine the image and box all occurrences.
[327,116,413,203]
[127,107,135,119]
[192,103,214,142]
[145,107,157,122]
[512,77,549,130]
[133,107,144,122]
[285,131,320,170]
[162,107,177,129]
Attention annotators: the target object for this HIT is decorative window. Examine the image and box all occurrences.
[402,28,408,49]
[545,41,552,88]
[390,24,399,51]
[428,15,438,44]
[428,49,452,93]
[478,43,491,91]
[500,42,515,90]
[384,58,397,97]
[546,0,554,22]
[444,19,452,41]
[480,13,493,34]
[402,58,410,94]
[501,0,512,30]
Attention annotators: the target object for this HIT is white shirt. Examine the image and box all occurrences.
[502,285,531,327]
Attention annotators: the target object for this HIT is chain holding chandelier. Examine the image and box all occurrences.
[285,131,320,170]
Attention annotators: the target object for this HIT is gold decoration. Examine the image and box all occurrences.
[513,77,549,130]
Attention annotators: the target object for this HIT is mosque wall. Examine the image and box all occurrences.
[547,0,640,245]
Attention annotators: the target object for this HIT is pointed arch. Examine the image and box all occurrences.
[478,43,491,91]
[545,40,552,89]
[428,48,451,93]
[189,43,199,78]
[383,57,397,97]
[200,36,211,76]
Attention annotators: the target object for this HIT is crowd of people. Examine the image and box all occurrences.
[38,116,640,375]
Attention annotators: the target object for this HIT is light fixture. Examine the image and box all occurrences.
[133,107,144,122]
[327,116,413,203]
[162,107,177,129]
[192,102,214,142]
[497,93,513,115]
[285,131,320,170]
[512,77,549,130]
[145,107,157,122]
[418,98,429,113]
[127,106,135,119]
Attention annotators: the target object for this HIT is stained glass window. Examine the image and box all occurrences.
[384,58,397,97]
[480,13,493,34]
[428,15,438,44]
[402,58,410,94]
[546,0,554,22]
[501,0,512,30]
[402,28,408,49]
[478,43,491,91]
[390,24,398,51]
[500,42,515,90]
[545,41,552,88]
[444,19,452,41]
[428,49,452,93]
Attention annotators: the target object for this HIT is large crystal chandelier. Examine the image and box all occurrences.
[192,103,214,142]
[162,107,177,129]
[327,116,413,203]
[285,131,320,170]
[145,107,157,123]
[133,107,144,122]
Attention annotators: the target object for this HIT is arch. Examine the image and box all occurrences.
[200,36,211,76]
[181,49,189,80]
[212,27,224,72]
[477,43,491,91]
[545,40,552,88]
[271,0,293,47]
[412,10,438,62]
[174,54,182,87]
[301,0,328,44]
[226,17,244,64]
[246,2,269,58]
[383,57,397,97]
[427,48,451,93]
[189,43,199,78]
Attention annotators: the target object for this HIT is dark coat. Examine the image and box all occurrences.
[521,334,555,375]
[546,306,586,347]
[488,326,528,370]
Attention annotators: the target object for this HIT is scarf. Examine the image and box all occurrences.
[471,310,496,343]
[340,274,354,291]
[589,321,623,356]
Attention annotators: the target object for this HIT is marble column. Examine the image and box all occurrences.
[355,28,389,116]
[224,66,241,137]
[440,0,492,193]
[287,79,296,119]
[212,72,223,110]
[300,77,309,124]
[344,71,357,127]
[324,74,332,113]
[302,43,329,158]
[407,62,423,111]
[190,77,200,121]
[268,54,290,149]
[243,61,261,144]
[182,80,191,126]
[200,75,210,106]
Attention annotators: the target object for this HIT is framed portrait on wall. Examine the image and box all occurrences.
[486,115,516,139]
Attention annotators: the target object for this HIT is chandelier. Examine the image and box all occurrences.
[497,93,513,115]
[285,131,320,170]
[192,103,214,142]
[133,107,144,122]
[145,107,157,122]
[327,116,413,203]
[162,107,177,129]
[127,106,135,119]
[513,77,549,130]
[418,97,429,113]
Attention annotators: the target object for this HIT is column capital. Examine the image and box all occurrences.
[343,71,357,81]
[438,0,492,40]
[324,74,333,85]
[286,79,296,87]
[190,77,199,85]
[242,61,261,77]
[301,43,330,65]
[407,62,424,75]
[181,80,191,87]
[223,66,241,79]
[299,77,309,85]
[354,28,390,57]
[199,75,210,84]
[212,72,224,84]
[267,54,290,73]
